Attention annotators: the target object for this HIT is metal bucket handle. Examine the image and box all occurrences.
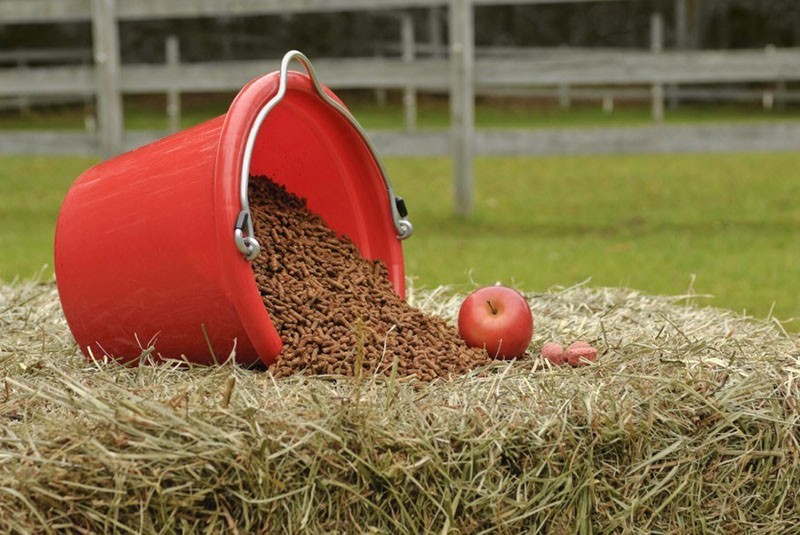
[234,50,413,261]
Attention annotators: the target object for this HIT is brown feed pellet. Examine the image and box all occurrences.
[248,176,491,380]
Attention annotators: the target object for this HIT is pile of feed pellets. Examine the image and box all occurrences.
[249,176,491,380]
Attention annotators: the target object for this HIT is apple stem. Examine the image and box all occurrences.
[486,299,498,315]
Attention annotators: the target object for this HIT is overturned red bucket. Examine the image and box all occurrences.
[55,50,413,367]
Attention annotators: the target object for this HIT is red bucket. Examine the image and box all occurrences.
[54,50,413,367]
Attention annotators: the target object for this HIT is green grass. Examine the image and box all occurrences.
[0,155,97,280]
[390,153,800,323]
[1,152,798,324]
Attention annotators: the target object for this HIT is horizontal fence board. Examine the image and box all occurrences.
[121,61,275,93]
[0,131,165,155]
[0,65,95,96]
[4,123,797,157]
[473,122,800,155]
[0,59,451,96]
[368,124,800,156]
[297,58,449,89]
[122,58,450,93]
[368,131,451,157]
[0,131,97,155]
[4,50,799,97]
[479,86,800,102]
[4,48,794,93]
[477,49,800,85]
[0,0,90,23]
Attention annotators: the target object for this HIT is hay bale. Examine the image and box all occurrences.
[1,281,798,533]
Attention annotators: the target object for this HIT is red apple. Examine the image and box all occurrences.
[457,285,533,359]
[565,341,597,367]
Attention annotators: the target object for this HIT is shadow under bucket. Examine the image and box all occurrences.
[54,51,413,368]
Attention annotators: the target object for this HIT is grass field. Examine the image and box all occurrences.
[1,151,798,324]
[395,153,800,324]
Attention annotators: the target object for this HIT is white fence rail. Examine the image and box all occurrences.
[5,49,798,95]
[5,121,800,157]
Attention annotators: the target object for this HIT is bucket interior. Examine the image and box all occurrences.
[247,84,403,292]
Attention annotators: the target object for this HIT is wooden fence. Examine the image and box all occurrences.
[1,0,798,215]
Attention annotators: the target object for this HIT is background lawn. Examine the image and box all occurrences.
[0,155,96,281]
[393,153,800,324]
[1,151,798,325]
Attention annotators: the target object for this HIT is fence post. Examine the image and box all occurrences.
[650,13,664,123]
[449,0,475,217]
[401,12,417,132]
[165,35,181,134]
[91,0,123,157]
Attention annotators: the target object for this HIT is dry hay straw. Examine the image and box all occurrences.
[1,280,799,534]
